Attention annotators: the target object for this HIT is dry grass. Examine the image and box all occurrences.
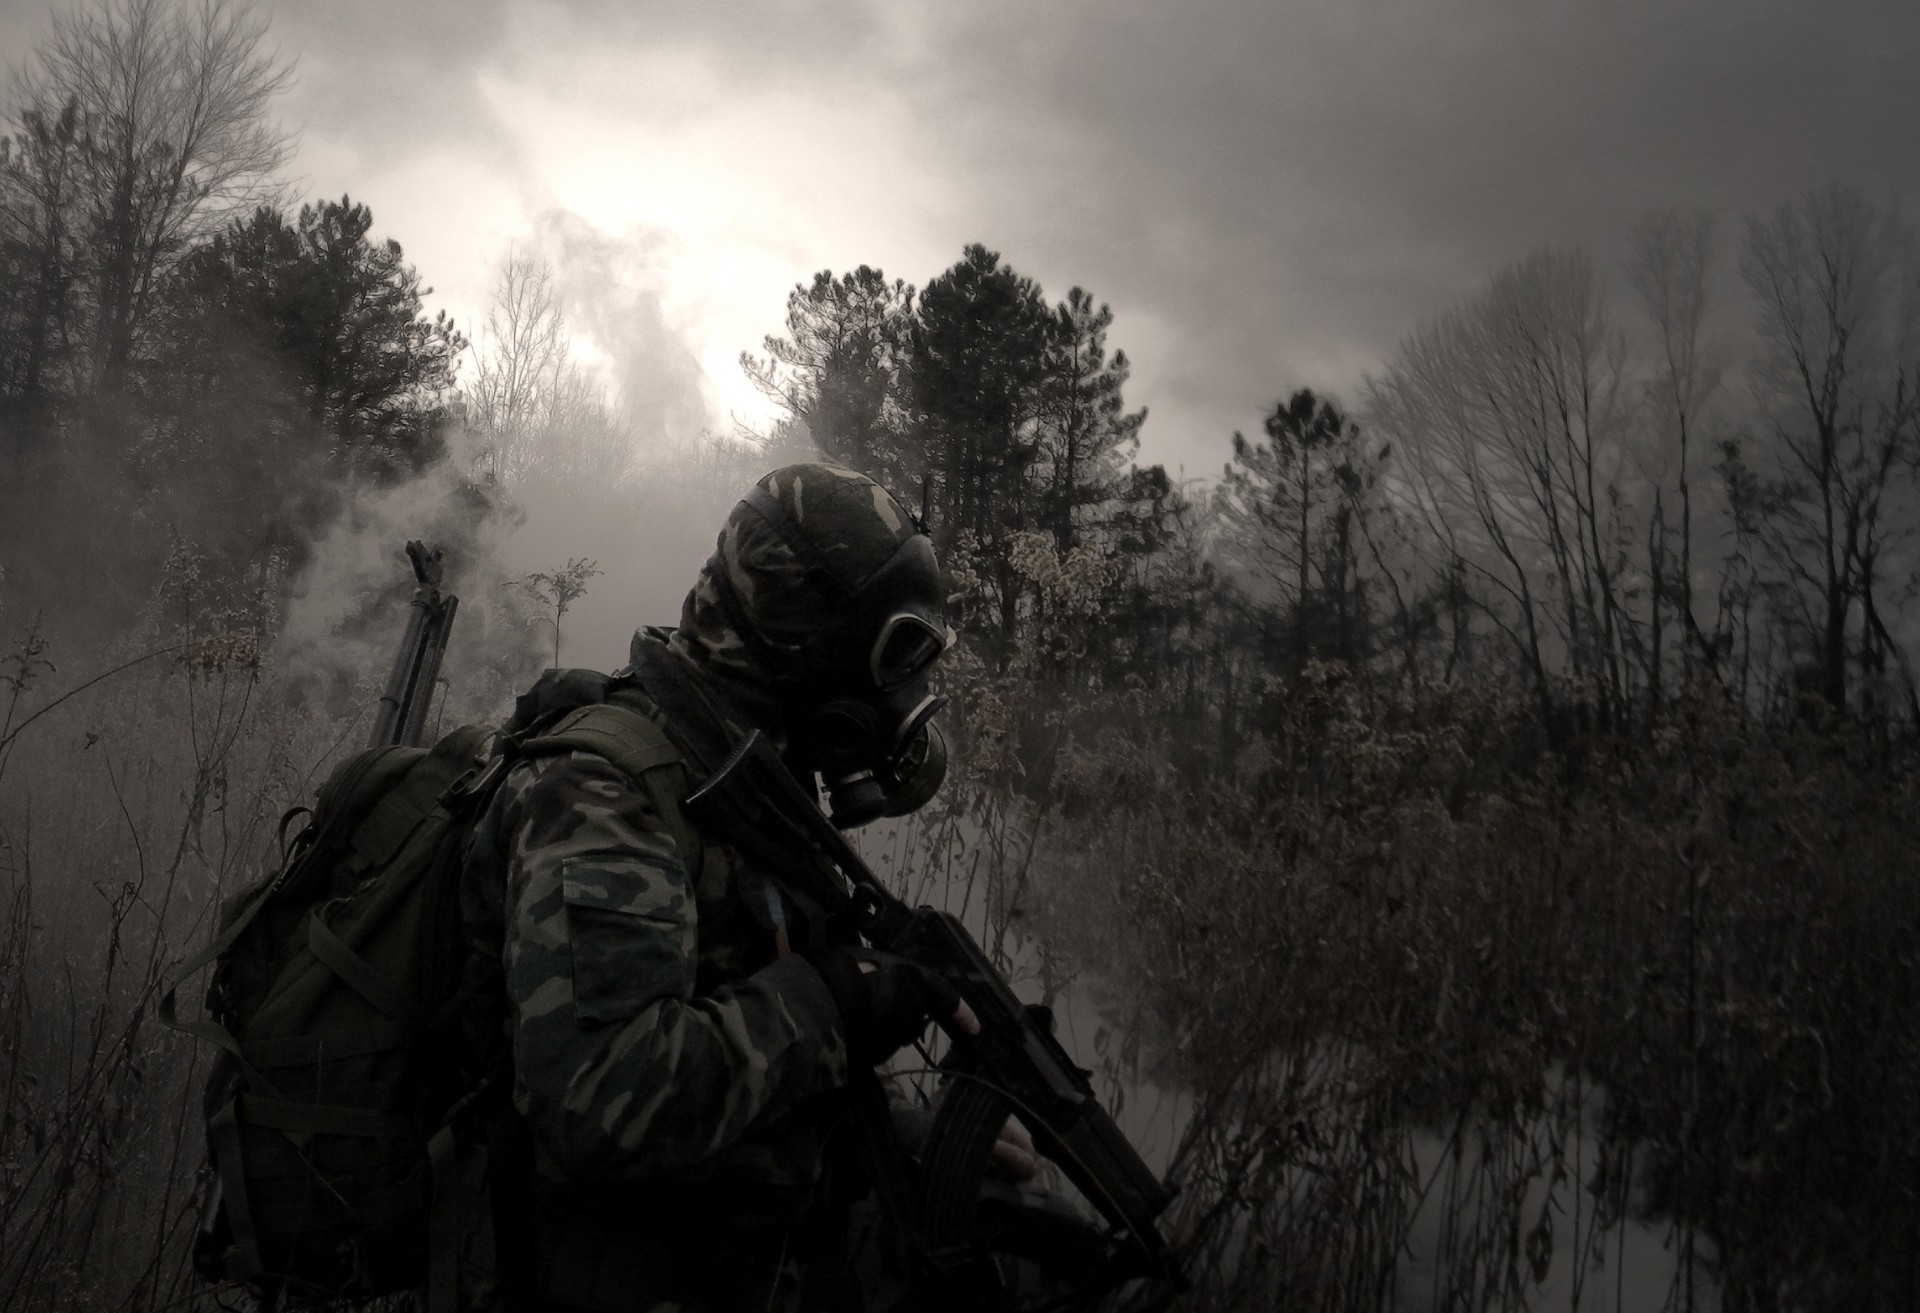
[1019,666,1920,1311]
[0,585,367,1310]
[6,573,1917,1312]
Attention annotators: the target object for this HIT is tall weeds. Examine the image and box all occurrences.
[1019,667,1920,1311]
[0,574,346,1310]
[6,565,1917,1312]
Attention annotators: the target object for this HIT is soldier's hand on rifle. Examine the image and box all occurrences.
[893,1098,1038,1184]
[807,946,976,1065]
[988,1116,1038,1182]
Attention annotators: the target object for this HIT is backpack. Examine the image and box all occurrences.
[162,692,692,1311]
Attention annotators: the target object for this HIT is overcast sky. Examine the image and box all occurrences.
[7,0,1919,481]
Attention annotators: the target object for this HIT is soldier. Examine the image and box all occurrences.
[461,463,1033,1311]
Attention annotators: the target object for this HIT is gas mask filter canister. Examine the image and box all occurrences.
[798,619,953,827]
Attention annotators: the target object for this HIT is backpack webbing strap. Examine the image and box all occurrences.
[158,876,284,1091]
[619,641,733,776]
[344,772,445,877]
[237,1093,412,1139]
[207,1096,264,1280]
[163,875,277,998]
[427,1123,460,1313]
[338,728,487,880]
[157,1011,271,1092]
[242,1022,409,1069]
[306,912,426,1030]
[426,1067,507,1313]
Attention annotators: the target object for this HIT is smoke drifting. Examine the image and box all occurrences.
[438,207,815,680]
[534,208,712,447]
[272,435,541,729]
[488,455,743,676]
[267,205,806,718]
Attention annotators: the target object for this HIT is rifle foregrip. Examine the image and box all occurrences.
[889,908,1179,1266]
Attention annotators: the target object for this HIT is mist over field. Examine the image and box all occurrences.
[4,1,1920,1310]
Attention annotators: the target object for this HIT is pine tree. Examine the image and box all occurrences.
[910,245,1053,543]
[1036,287,1145,552]
[1217,389,1385,672]
[248,197,465,476]
[740,265,915,487]
[126,198,467,595]
[909,245,1055,661]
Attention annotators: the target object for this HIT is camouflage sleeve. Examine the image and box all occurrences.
[497,749,848,1180]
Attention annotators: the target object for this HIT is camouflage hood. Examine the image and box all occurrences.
[667,463,927,731]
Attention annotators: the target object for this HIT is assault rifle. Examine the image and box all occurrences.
[370,540,459,748]
[687,730,1186,1308]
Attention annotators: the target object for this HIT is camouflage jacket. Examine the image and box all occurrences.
[461,645,866,1311]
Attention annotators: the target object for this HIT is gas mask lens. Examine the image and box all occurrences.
[871,613,954,689]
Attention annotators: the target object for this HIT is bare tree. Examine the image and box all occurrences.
[1628,208,1724,700]
[11,0,292,390]
[1364,247,1638,718]
[467,251,632,487]
[539,361,636,487]
[1737,185,1920,716]
[0,101,85,405]
[469,251,568,483]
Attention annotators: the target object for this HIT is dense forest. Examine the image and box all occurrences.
[3,1,1919,1311]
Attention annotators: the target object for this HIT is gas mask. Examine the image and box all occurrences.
[785,535,956,828]
[696,472,958,827]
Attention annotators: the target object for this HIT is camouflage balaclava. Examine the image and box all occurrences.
[671,463,952,826]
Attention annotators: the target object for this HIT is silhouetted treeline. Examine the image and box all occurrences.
[8,0,1912,739]
[744,195,1920,765]
[0,0,467,630]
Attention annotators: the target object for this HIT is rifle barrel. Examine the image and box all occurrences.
[371,541,459,748]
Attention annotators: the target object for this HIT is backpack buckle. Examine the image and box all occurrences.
[445,736,512,806]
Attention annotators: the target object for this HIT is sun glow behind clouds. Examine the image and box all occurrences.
[471,25,951,443]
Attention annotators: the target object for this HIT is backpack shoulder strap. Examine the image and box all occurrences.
[520,703,683,780]
[519,704,702,878]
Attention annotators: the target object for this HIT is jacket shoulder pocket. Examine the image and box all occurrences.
[560,858,695,1026]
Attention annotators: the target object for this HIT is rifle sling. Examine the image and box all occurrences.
[623,646,861,929]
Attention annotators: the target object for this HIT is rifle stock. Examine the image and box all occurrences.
[686,730,1185,1297]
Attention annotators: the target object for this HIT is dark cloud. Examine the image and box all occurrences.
[13,0,1918,477]
[262,0,892,160]
[873,0,1920,465]
[262,0,518,173]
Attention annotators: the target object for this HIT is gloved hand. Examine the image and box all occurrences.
[806,946,964,1066]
